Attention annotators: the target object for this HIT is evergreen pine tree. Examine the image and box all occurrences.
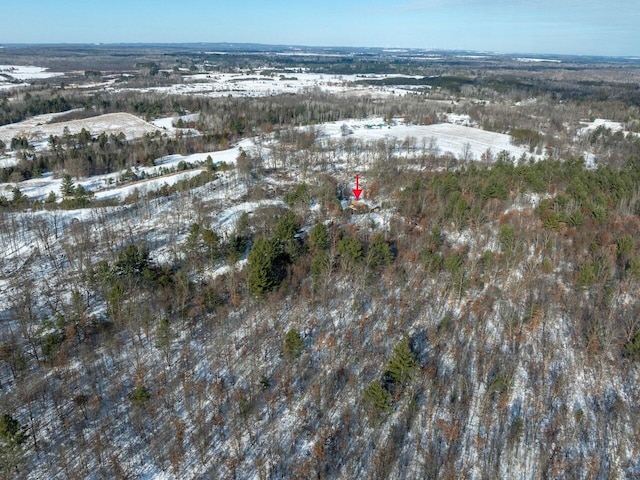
[155,318,172,350]
[11,188,25,206]
[337,235,363,271]
[363,380,392,414]
[283,329,305,358]
[384,334,418,387]
[0,414,24,445]
[61,174,75,197]
[311,250,330,282]
[275,210,300,261]
[367,234,393,270]
[201,228,220,261]
[0,413,25,477]
[309,223,329,252]
[247,237,284,296]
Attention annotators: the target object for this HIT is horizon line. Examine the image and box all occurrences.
[0,42,637,60]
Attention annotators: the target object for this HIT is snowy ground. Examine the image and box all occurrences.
[0,64,64,90]
[0,112,162,144]
[108,71,424,98]
[0,64,64,80]
[0,82,29,91]
[578,118,638,137]
[2,114,537,204]
[1,137,254,202]
[151,113,201,136]
[316,117,538,162]
[0,156,18,169]
[515,57,561,63]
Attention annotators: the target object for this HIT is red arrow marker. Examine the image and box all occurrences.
[352,174,363,200]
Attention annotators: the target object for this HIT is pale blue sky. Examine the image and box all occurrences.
[1,0,638,56]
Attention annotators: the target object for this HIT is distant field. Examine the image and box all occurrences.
[109,71,421,98]
[317,118,537,161]
[0,112,162,144]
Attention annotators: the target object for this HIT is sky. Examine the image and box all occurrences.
[1,0,638,57]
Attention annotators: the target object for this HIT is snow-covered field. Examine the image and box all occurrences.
[515,57,561,64]
[0,64,64,90]
[0,64,64,80]
[108,71,423,98]
[317,118,538,161]
[0,112,162,144]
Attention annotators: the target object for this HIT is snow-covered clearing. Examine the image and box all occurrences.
[445,113,478,126]
[0,65,63,91]
[0,112,159,143]
[0,155,18,169]
[108,71,422,98]
[150,112,201,135]
[0,64,64,80]
[91,170,205,202]
[0,110,79,143]
[579,118,625,134]
[317,118,538,161]
[214,199,286,235]
[515,57,561,63]
[0,82,29,91]
[0,112,162,144]
[578,118,638,137]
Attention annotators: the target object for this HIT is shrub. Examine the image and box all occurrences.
[576,262,597,287]
[498,224,516,253]
[624,330,640,359]
[0,413,25,444]
[629,256,640,280]
[284,183,309,208]
[41,332,63,363]
[131,385,151,407]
